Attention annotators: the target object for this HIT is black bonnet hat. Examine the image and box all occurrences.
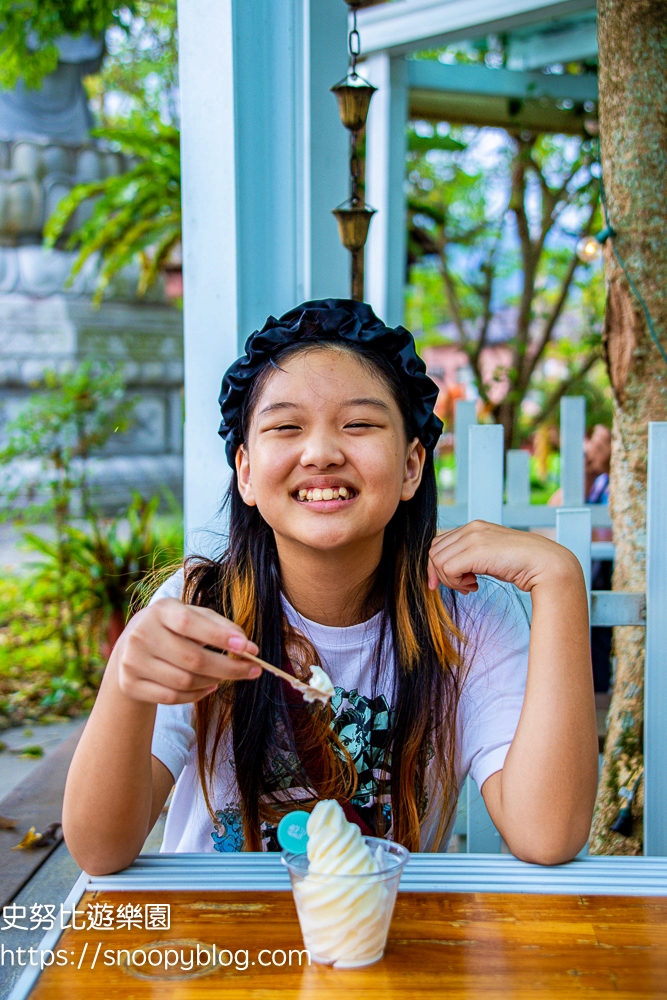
[218,298,443,468]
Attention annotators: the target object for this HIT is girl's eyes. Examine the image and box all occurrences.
[271,421,378,431]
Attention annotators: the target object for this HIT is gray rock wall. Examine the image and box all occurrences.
[0,136,184,514]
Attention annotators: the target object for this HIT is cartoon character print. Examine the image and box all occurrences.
[210,686,397,851]
[330,687,393,812]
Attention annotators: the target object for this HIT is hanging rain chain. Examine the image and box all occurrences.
[331,1,377,301]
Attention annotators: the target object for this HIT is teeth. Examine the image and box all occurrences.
[297,486,353,502]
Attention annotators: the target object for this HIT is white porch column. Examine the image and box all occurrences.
[364,52,408,327]
[178,0,348,550]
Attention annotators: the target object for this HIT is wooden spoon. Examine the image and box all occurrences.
[205,645,330,702]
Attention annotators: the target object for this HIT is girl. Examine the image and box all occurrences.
[63,300,598,874]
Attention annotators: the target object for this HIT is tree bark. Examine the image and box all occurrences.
[589,0,667,855]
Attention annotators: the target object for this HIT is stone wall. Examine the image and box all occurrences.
[0,136,184,514]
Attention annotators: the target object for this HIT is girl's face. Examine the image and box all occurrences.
[236,347,425,554]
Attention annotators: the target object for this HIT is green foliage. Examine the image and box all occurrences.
[0,362,134,524]
[406,121,606,447]
[0,0,135,90]
[408,132,466,156]
[87,0,178,122]
[0,500,182,724]
[44,114,181,306]
[0,363,183,723]
[39,0,180,304]
[63,491,183,618]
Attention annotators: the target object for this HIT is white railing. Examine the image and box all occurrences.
[440,396,612,533]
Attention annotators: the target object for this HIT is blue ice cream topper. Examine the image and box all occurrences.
[277,811,310,853]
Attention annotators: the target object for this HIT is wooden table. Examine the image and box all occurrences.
[10,854,667,999]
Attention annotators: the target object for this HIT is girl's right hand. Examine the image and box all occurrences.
[109,598,261,705]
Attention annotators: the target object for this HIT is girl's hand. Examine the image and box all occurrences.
[110,599,261,705]
[427,520,581,595]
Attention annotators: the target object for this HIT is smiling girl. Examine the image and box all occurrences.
[63,300,598,874]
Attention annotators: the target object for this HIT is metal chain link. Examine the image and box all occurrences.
[348,8,359,75]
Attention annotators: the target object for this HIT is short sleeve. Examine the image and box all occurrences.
[450,578,530,792]
[151,702,196,784]
[148,568,194,782]
[148,567,185,604]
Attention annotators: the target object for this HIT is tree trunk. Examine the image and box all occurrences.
[589,0,667,855]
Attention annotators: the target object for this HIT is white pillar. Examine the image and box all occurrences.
[178,0,348,550]
[309,1,352,299]
[364,52,408,327]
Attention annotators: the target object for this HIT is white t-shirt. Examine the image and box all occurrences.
[149,569,529,853]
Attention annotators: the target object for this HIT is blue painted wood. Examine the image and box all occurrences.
[506,591,645,629]
[86,852,667,896]
[506,15,597,70]
[590,592,645,628]
[468,424,504,524]
[466,423,504,853]
[357,0,597,58]
[506,449,531,507]
[365,53,408,326]
[556,507,592,601]
[591,541,615,561]
[452,401,477,505]
[437,503,611,529]
[560,397,586,507]
[644,423,667,856]
[407,59,598,102]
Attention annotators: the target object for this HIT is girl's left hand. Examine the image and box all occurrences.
[427,520,580,595]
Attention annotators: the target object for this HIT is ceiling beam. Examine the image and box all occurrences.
[409,90,593,134]
[356,0,597,56]
[507,19,598,69]
[407,60,598,102]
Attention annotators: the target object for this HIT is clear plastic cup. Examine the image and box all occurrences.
[282,837,409,968]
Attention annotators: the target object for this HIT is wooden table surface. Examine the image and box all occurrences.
[28,888,667,999]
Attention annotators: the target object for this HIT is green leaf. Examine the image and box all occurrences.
[408,133,466,154]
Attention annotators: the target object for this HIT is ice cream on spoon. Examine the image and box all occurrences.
[301,665,335,704]
[228,649,335,704]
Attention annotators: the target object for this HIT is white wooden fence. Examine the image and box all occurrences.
[442,400,667,856]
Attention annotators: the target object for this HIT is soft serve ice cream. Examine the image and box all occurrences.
[292,800,390,967]
[302,665,335,704]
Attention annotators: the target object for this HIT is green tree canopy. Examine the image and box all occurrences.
[406,121,608,446]
[0,0,136,90]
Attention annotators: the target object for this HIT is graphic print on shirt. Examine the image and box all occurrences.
[211,806,244,853]
[209,685,395,852]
